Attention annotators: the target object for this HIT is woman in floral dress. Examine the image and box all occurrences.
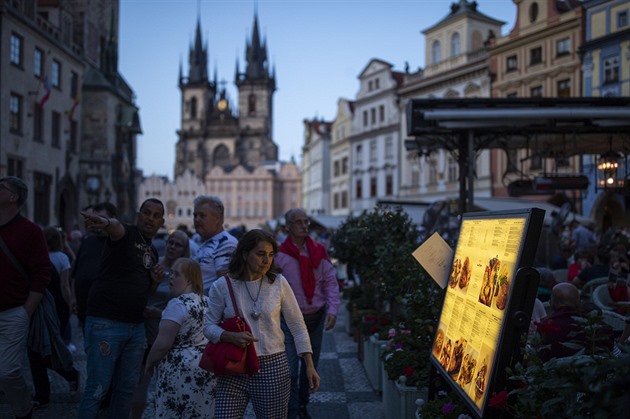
[145,257,216,418]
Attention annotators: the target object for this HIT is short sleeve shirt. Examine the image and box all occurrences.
[193,230,238,292]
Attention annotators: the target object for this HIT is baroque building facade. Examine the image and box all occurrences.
[1,0,140,228]
[138,12,300,231]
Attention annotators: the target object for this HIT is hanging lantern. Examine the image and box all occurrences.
[596,150,625,191]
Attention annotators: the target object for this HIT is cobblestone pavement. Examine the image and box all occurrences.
[0,305,384,419]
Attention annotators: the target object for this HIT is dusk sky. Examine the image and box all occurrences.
[119,0,517,179]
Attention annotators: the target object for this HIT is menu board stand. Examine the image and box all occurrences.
[427,208,544,418]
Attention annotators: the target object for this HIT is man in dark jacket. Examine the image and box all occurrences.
[0,176,51,419]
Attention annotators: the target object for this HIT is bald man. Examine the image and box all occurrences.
[537,283,614,361]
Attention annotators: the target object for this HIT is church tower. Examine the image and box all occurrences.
[175,12,277,179]
[235,12,278,165]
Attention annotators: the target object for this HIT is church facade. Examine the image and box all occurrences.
[138,12,300,232]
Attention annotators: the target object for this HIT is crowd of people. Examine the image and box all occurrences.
[0,175,340,419]
[531,219,630,361]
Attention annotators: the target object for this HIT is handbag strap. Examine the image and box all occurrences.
[0,234,29,281]
[224,275,241,317]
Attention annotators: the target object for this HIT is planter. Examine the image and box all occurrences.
[362,335,386,392]
[381,367,426,419]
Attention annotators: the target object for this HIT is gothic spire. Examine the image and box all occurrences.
[188,16,208,84]
[244,12,268,80]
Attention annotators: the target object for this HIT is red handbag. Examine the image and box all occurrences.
[199,276,260,375]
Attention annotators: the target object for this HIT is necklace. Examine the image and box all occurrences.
[244,278,263,320]
[138,231,153,269]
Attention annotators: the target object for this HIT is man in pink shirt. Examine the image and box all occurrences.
[275,208,340,419]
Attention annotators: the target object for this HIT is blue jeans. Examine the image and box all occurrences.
[282,308,326,419]
[0,306,32,417]
[78,316,146,419]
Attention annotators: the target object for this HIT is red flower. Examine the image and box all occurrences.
[402,366,414,377]
[380,318,391,326]
[363,315,377,323]
[488,390,509,409]
[535,320,561,334]
[370,325,379,334]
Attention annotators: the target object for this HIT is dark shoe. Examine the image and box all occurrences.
[32,400,49,409]
[298,405,312,419]
[16,407,33,418]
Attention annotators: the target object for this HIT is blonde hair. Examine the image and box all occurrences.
[172,257,204,296]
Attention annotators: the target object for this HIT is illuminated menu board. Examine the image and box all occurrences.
[430,209,543,418]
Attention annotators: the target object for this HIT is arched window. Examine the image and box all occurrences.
[190,97,197,119]
[432,40,441,64]
[213,144,230,167]
[451,32,460,57]
[248,94,256,115]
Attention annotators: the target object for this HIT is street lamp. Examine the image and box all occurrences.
[596,150,626,191]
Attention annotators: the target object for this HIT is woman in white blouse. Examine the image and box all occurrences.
[204,229,320,418]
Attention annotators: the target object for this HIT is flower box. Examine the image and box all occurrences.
[362,335,386,392]
[381,366,426,419]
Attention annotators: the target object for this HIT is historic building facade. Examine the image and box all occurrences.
[138,12,300,231]
[397,0,501,204]
[329,98,354,217]
[301,118,333,215]
[487,0,584,206]
[1,0,140,228]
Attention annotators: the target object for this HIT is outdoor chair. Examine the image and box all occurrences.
[592,284,614,312]
[580,277,609,301]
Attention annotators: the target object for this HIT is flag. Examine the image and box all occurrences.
[38,75,51,108]
[66,93,80,122]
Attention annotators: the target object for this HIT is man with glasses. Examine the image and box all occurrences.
[0,176,52,419]
[192,195,237,293]
[276,208,340,419]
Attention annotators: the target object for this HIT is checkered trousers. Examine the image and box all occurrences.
[215,351,291,418]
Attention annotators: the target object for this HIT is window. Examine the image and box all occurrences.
[385,137,393,160]
[447,158,458,182]
[52,60,61,88]
[363,110,368,126]
[530,154,542,170]
[432,40,441,64]
[557,79,571,97]
[9,93,23,133]
[248,93,256,115]
[369,139,377,162]
[33,104,44,142]
[34,48,44,77]
[333,193,339,209]
[10,33,23,66]
[507,149,518,173]
[506,55,517,72]
[379,105,385,122]
[342,157,348,174]
[69,120,78,152]
[385,175,393,196]
[530,47,542,65]
[604,56,619,84]
[190,97,197,119]
[370,108,376,124]
[370,177,377,197]
[355,179,362,199]
[70,71,79,98]
[556,37,570,56]
[375,78,379,89]
[51,111,61,148]
[341,191,348,208]
[7,157,24,178]
[618,11,628,28]
[355,145,363,165]
[530,86,543,97]
[368,81,373,91]
[333,160,340,177]
[451,32,461,57]
[428,162,437,185]
[529,2,539,22]
[33,171,52,226]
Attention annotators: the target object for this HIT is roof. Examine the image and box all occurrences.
[423,0,506,34]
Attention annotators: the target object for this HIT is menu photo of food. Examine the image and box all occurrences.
[449,256,472,292]
[470,344,494,408]
[438,337,453,371]
[456,347,479,392]
[432,327,445,359]
[446,337,468,378]
[477,256,510,310]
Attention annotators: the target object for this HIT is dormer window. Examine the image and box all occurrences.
[451,32,461,57]
[432,40,441,64]
[529,2,539,23]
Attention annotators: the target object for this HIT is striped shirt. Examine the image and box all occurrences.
[193,230,238,293]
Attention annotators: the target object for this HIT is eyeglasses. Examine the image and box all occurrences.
[290,219,310,226]
[0,184,16,195]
